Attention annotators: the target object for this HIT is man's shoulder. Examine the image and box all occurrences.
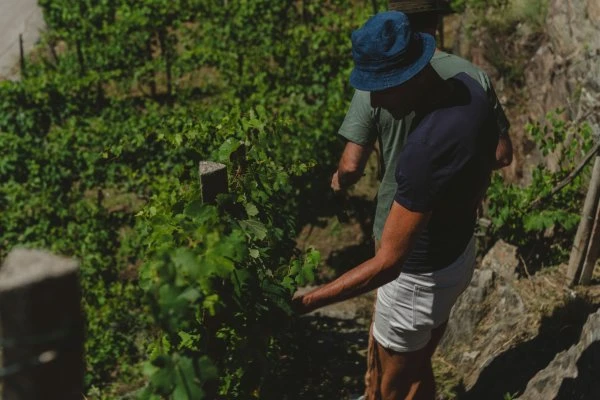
[410,76,491,144]
[431,51,490,89]
[354,89,371,98]
[431,51,480,71]
[452,73,492,118]
[346,89,371,109]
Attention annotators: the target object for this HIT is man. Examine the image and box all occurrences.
[331,0,512,242]
[330,1,513,398]
[294,10,499,400]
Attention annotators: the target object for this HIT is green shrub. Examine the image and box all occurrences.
[1,0,370,394]
[485,110,595,268]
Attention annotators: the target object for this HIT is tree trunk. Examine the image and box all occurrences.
[567,155,600,285]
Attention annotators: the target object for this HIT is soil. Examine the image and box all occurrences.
[291,153,379,399]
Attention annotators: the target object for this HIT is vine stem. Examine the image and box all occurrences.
[527,140,600,211]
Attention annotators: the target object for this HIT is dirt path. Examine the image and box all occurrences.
[0,0,45,80]
[290,154,380,398]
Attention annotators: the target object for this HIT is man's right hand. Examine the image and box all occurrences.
[333,141,374,190]
[494,133,513,169]
[329,173,350,223]
[331,171,342,192]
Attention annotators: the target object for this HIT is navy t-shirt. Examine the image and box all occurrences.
[394,73,499,273]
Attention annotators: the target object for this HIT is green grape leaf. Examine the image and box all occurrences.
[239,219,268,241]
[245,202,259,217]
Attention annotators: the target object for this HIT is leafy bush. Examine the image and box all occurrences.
[2,0,370,395]
[134,106,325,398]
[485,110,595,268]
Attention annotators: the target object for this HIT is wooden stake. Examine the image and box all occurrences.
[579,195,600,285]
[567,154,600,286]
[19,34,26,78]
[0,249,84,400]
[199,161,228,204]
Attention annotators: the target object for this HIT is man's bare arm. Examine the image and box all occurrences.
[293,203,430,314]
[494,131,513,169]
[331,141,374,191]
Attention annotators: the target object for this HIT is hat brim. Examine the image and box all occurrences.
[349,32,436,92]
[388,3,453,15]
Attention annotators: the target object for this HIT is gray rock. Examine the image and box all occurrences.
[440,268,488,346]
[439,241,527,387]
[439,265,496,352]
[526,0,600,137]
[518,309,600,400]
[481,240,521,282]
[472,268,495,303]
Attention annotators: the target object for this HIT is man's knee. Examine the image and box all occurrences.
[377,345,419,399]
[380,377,410,400]
[380,360,434,400]
[381,370,424,400]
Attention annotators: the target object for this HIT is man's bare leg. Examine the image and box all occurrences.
[405,321,448,400]
[376,340,428,399]
[364,319,380,399]
[370,321,448,400]
[363,241,381,400]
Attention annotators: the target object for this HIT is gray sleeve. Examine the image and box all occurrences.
[478,72,510,136]
[338,89,378,145]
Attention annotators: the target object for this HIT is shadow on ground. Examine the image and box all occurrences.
[275,154,376,398]
[264,316,368,400]
[327,239,375,275]
[456,297,600,399]
[325,194,376,276]
[295,187,376,281]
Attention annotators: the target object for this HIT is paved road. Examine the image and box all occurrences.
[0,0,45,80]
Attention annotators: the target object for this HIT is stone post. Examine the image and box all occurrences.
[199,161,228,204]
[0,249,84,400]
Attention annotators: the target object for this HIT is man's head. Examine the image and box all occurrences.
[350,11,436,118]
[388,0,451,15]
[388,0,452,35]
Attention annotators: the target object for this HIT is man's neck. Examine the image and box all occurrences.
[415,68,455,114]
[429,79,455,106]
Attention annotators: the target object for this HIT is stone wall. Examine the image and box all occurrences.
[526,0,600,135]
[449,0,600,183]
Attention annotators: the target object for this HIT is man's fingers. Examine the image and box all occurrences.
[331,171,341,192]
[291,295,309,315]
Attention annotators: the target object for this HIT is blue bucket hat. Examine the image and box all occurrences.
[350,11,436,92]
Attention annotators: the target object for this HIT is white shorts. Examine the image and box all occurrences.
[372,236,476,353]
